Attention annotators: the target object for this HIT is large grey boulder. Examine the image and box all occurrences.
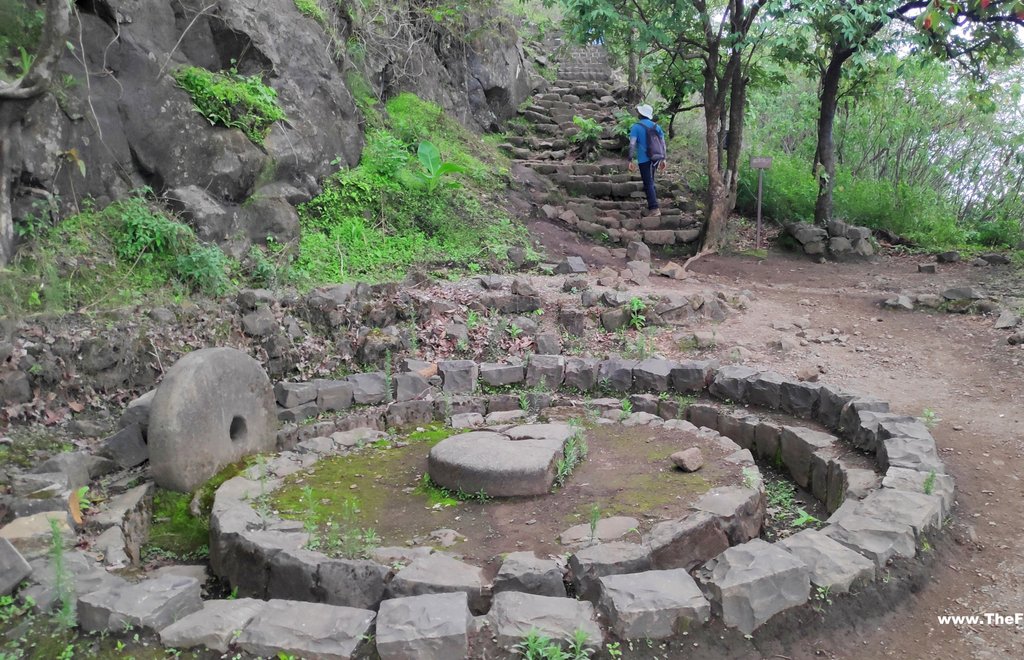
[598,569,710,639]
[646,512,729,571]
[77,575,202,633]
[0,538,31,596]
[569,542,652,602]
[428,432,564,497]
[493,552,566,597]
[488,591,602,652]
[235,599,375,660]
[778,529,875,593]
[159,598,266,653]
[149,348,276,492]
[376,592,472,660]
[697,539,810,634]
[388,554,490,614]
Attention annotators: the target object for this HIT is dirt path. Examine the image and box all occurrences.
[532,219,1024,658]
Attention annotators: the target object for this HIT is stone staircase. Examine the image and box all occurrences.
[501,46,702,249]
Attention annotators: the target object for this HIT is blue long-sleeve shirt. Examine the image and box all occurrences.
[629,119,665,164]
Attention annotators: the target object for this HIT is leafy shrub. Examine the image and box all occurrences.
[173,66,286,144]
[113,197,188,263]
[0,4,44,73]
[570,115,603,159]
[175,244,231,296]
[362,129,409,178]
[969,216,1022,248]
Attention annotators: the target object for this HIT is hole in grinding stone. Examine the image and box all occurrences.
[229,415,248,443]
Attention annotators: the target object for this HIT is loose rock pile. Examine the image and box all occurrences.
[785,219,876,260]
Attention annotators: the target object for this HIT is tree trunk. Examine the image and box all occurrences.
[626,29,640,104]
[698,47,731,252]
[813,49,852,226]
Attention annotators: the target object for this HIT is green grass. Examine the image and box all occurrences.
[294,0,327,25]
[293,93,527,284]
[0,192,238,316]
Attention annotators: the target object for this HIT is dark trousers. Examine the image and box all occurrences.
[639,160,659,210]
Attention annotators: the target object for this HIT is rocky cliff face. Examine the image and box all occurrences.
[7,0,534,256]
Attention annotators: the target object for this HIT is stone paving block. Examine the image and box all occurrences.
[376,592,472,660]
[692,486,765,544]
[488,591,602,652]
[697,538,810,635]
[78,575,202,633]
[479,363,525,387]
[850,488,943,539]
[569,542,652,602]
[823,509,916,567]
[646,512,729,572]
[780,426,837,488]
[438,361,479,394]
[745,371,786,409]
[779,529,875,593]
[388,553,490,614]
[598,569,710,639]
[316,379,354,411]
[346,372,388,404]
[493,552,566,597]
[633,359,676,393]
[882,467,956,517]
[526,355,566,389]
[564,358,601,391]
[235,599,375,660]
[598,358,637,392]
[779,380,822,418]
[708,366,758,403]
[160,598,266,653]
[877,436,945,474]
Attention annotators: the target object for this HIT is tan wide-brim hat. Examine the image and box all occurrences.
[636,104,654,119]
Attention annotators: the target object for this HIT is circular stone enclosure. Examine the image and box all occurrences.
[149,347,276,492]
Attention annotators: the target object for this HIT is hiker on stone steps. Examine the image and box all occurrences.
[627,103,667,218]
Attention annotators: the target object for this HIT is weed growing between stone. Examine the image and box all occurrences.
[48,518,74,629]
[513,628,593,660]
[554,428,589,487]
[763,475,823,537]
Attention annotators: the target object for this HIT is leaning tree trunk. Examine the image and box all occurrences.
[813,49,853,226]
[0,0,73,266]
[698,54,731,252]
[626,29,641,104]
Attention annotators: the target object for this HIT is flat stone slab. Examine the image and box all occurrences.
[559,516,639,545]
[493,551,566,597]
[78,575,202,633]
[388,554,490,614]
[778,529,875,593]
[598,569,710,639]
[844,488,943,539]
[159,598,266,653]
[428,432,564,497]
[0,538,31,596]
[235,599,375,660]
[692,486,765,544]
[488,591,602,652]
[376,592,472,660]
[698,538,810,634]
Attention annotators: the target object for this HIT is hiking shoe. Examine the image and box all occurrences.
[644,208,662,218]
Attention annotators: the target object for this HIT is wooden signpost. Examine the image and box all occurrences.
[751,156,772,249]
